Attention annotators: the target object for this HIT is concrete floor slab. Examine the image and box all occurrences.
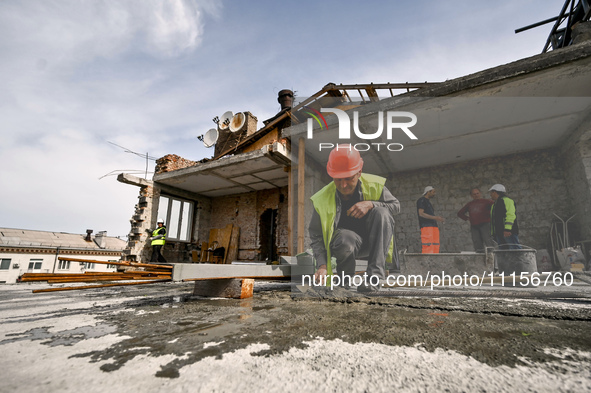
[172,263,291,281]
[2,282,591,392]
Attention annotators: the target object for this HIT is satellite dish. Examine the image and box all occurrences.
[203,128,218,148]
[229,112,246,132]
[218,111,233,130]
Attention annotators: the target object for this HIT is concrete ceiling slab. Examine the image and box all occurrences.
[291,97,591,176]
[154,143,290,197]
[287,48,591,176]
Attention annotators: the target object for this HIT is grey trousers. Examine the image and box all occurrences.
[329,207,395,280]
[470,222,494,253]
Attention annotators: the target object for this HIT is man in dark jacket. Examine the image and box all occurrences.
[457,188,494,252]
[489,184,521,250]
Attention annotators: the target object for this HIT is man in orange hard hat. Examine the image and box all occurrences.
[309,144,400,292]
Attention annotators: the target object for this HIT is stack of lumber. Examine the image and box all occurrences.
[21,257,172,293]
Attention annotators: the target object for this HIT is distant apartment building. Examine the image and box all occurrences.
[0,228,126,284]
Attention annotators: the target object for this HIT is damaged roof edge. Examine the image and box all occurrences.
[285,39,591,138]
[153,142,290,182]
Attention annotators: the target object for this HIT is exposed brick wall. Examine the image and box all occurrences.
[122,184,158,262]
[155,154,197,174]
[208,187,289,261]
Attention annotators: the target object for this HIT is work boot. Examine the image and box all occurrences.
[357,283,379,293]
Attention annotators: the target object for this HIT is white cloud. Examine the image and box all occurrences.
[0,0,219,66]
[0,0,220,236]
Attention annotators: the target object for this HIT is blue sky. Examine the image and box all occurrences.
[0,0,561,239]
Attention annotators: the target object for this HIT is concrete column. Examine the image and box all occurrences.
[562,116,591,242]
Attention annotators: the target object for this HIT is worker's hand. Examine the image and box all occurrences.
[347,201,374,219]
[148,237,153,241]
[435,216,445,223]
[503,231,512,238]
[314,265,328,282]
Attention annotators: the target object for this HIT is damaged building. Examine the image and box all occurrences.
[118,26,591,269]
[117,91,294,264]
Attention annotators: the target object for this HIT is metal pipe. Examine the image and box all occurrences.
[564,214,576,247]
[515,12,573,33]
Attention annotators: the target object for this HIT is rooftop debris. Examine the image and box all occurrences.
[21,257,172,293]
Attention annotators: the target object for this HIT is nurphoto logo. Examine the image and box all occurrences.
[305,107,418,152]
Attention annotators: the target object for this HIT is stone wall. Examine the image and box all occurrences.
[388,149,573,253]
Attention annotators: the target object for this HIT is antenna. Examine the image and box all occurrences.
[104,141,157,180]
[202,128,219,148]
[229,112,246,132]
[218,111,233,130]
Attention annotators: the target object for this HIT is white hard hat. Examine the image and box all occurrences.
[423,186,434,195]
[488,184,506,193]
[157,218,164,224]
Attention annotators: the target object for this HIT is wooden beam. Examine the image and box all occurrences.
[365,86,379,102]
[297,137,306,254]
[227,226,240,264]
[58,257,172,270]
[192,278,254,299]
[32,279,171,293]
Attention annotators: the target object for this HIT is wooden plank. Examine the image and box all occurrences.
[297,137,306,253]
[45,275,171,284]
[128,262,172,270]
[22,271,170,283]
[220,224,233,264]
[46,278,129,284]
[200,242,209,262]
[23,272,127,278]
[207,224,233,264]
[32,279,171,293]
[226,226,240,264]
[192,278,254,299]
[58,257,172,270]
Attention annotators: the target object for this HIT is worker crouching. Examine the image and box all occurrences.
[308,145,400,292]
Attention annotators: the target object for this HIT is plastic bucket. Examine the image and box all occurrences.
[493,249,537,275]
[296,252,315,266]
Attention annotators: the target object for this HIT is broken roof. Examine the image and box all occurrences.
[286,39,591,176]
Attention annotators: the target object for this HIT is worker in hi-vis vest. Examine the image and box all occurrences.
[309,145,400,292]
[149,218,167,263]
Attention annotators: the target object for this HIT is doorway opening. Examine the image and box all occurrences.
[259,208,278,262]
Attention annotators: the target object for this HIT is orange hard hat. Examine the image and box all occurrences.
[326,145,363,178]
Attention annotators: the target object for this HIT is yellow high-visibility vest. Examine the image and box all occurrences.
[310,173,394,276]
[151,226,166,246]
